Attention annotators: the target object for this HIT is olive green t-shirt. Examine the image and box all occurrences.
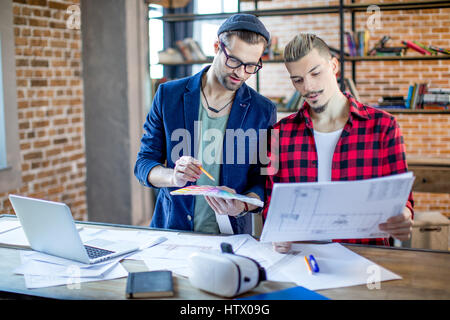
[193,100,230,233]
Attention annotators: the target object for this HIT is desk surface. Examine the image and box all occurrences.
[0,215,449,300]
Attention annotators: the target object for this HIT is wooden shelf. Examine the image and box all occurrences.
[159,55,450,66]
[152,6,341,22]
[346,55,450,62]
[345,0,450,12]
[150,1,450,22]
[380,108,450,114]
[277,109,450,115]
[159,59,212,66]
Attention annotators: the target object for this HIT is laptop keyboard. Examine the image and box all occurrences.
[84,245,114,259]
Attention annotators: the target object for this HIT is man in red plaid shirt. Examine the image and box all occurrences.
[263,34,414,253]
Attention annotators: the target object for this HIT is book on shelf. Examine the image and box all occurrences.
[429,88,450,94]
[412,41,435,55]
[422,91,450,110]
[405,83,449,110]
[410,83,425,109]
[158,48,185,64]
[377,96,406,108]
[428,45,450,56]
[357,31,364,56]
[160,38,209,64]
[374,84,450,111]
[402,40,431,55]
[345,32,357,56]
[405,85,414,108]
[345,30,371,57]
[368,35,391,56]
[175,40,193,61]
[355,29,370,56]
[183,38,207,61]
[375,47,406,57]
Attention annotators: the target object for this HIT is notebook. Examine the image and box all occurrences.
[126,271,174,299]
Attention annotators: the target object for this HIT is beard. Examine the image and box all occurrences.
[311,104,327,114]
[217,70,243,91]
[305,89,327,113]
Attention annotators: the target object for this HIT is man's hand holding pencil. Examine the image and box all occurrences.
[172,156,258,217]
[171,156,204,187]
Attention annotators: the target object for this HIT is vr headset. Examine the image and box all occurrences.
[188,243,267,298]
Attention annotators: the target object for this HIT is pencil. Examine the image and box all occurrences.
[199,165,215,182]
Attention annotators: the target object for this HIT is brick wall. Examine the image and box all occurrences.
[243,0,450,217]
[0,0,86,220]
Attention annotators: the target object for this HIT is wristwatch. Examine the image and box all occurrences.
[235,202,249,218]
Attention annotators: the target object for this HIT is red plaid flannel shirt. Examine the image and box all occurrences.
[263,92,414,246]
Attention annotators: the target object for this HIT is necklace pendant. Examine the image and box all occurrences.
[207,106,220,113]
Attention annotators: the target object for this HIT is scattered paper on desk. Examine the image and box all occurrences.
[11,229,171,289]
[0,226,30,247]
[263,243,402,291]
[170,185,264,207]
[138,234,250,278]
[14,251,128,289]
[261,172,414,242]
[21,263,128,289]
[0,221,21,234]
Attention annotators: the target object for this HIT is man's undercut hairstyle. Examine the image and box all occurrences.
[219,30,268,49]
[284,33,332,63]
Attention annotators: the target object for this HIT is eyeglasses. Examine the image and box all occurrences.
[219,41,262,74]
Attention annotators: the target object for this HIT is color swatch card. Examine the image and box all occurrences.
[170,185,264,207]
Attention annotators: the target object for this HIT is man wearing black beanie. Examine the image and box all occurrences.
[135,14,276,235]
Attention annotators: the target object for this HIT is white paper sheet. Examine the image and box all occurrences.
[215,213,234,234]
[260,172,414,242]
[0,227,30,247]
[14,251,129,289]
[0,221,21,234]
[11,234,168,289]
[21,263,128,289]
[264,243,401,291]
[139,234,250,277]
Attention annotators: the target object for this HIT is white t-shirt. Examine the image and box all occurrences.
[313,129,343,182]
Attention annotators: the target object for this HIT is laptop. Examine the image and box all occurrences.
[9,194,140,264]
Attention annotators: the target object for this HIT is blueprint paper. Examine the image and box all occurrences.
[260,172,414,242]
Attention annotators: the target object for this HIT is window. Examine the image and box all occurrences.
[0,0,22,192]
[0,35,7,170]
[192,0,238,74]
[148,0,239,77]
[149,5,164,80]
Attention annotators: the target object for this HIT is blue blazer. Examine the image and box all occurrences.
[134,67,277,234]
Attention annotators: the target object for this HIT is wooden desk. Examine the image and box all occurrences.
[0,215,449,300]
